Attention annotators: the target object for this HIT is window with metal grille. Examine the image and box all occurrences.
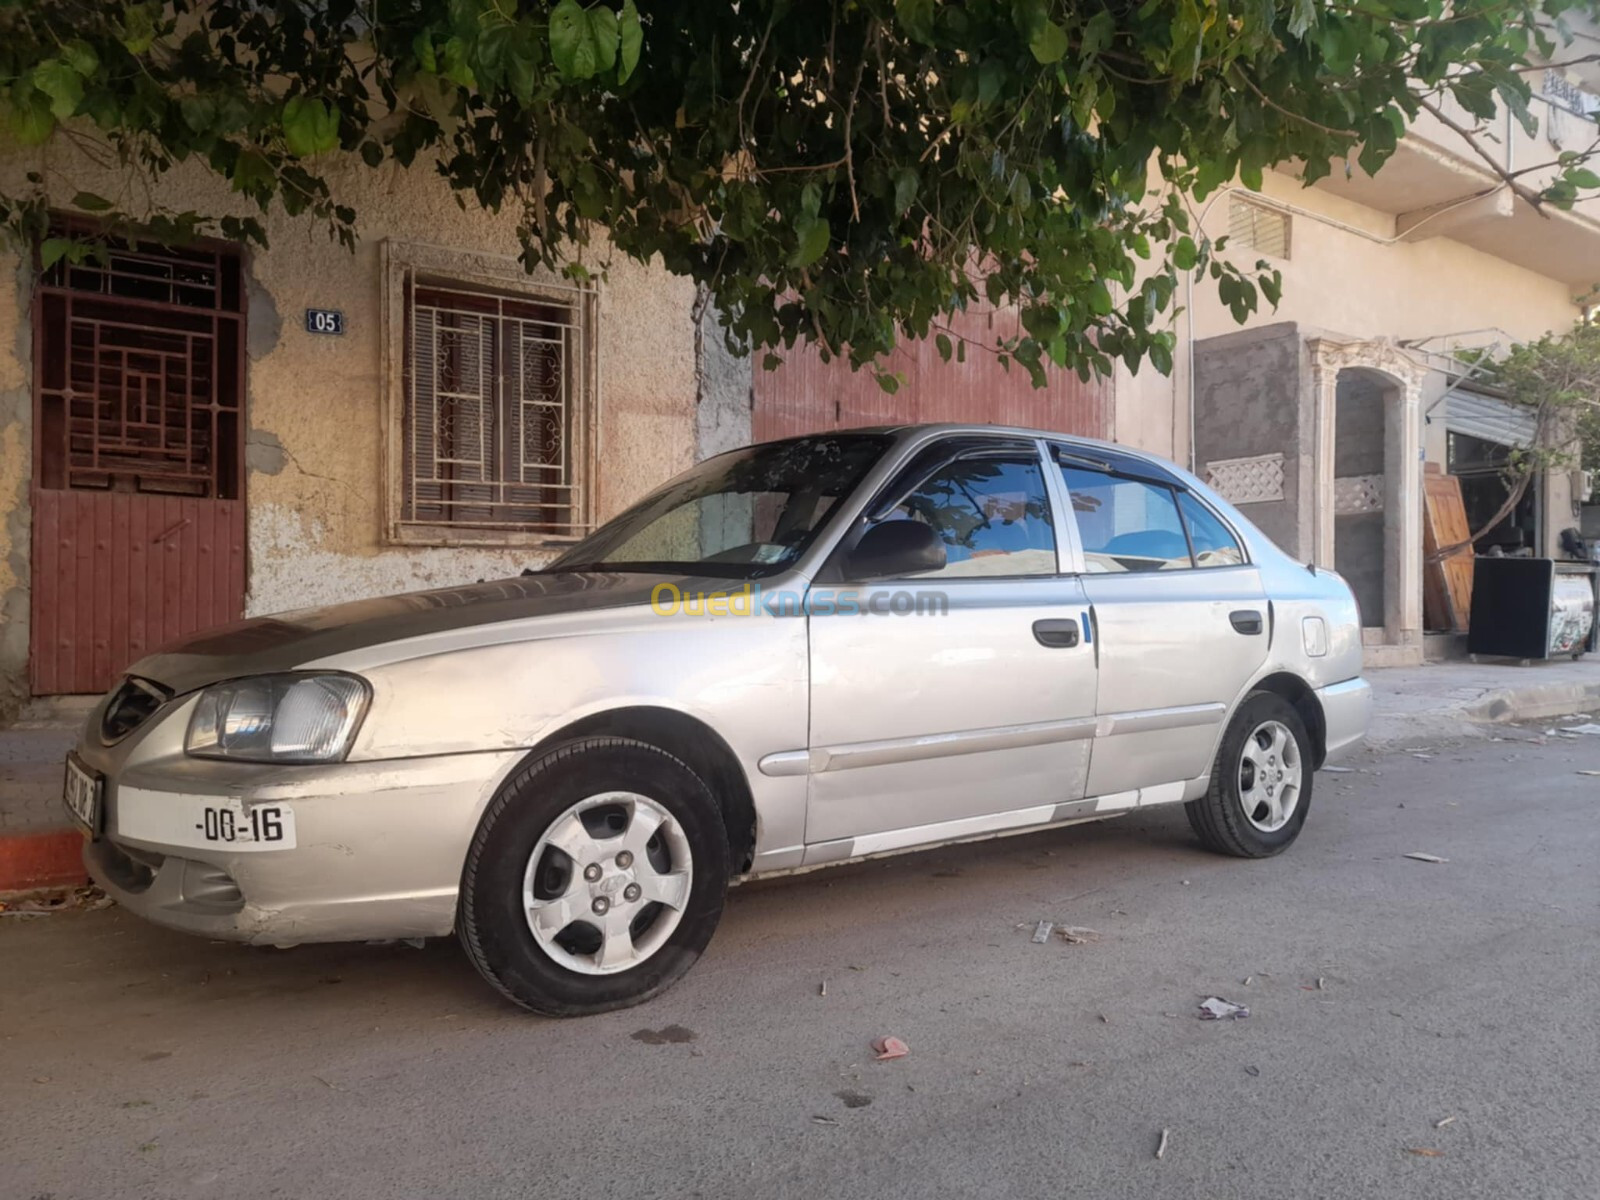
[34,230,245,498]
[1228,196,1291,260]
[401,277,593,538]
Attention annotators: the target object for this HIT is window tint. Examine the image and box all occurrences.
[1178,491,1246,568]
[1059,467,1189,573]
[883,456,1056,577]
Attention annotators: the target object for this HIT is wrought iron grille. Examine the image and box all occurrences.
[35,234,244,498]
[402,279,590,535]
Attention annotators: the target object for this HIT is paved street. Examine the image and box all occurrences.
[4,734,1598,1200]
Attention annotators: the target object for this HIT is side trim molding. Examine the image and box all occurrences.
[795,779,1193,868]
[757,716,1096,778]
[1095,702,1226,738]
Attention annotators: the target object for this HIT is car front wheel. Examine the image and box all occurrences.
[458,736,729,1016]
[1186,691,1314,858]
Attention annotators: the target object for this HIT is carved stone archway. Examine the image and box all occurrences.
[1307,337,1429,666]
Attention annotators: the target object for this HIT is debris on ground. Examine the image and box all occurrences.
[1577,770,1600,777]
[871,1036,909,1060]
[1403,852,1449,864]
[1435,1116,1457,1128]
[810,1115,839,1126]
[1560,723,1600,735]
[1057,926,1101,945]
[1404,1148,1445,1158]
[1244,1066,1260,1077]
[819,981,827,997]
[1031,920,1054,944]
[1198,997,1250,1020]
[1155,1129,1170,1160]
[0,885,112,917]
[1323,766,1355,773]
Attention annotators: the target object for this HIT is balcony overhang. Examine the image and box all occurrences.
[1305,137,1600,298]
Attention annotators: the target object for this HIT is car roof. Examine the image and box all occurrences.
[833,422,1181,474]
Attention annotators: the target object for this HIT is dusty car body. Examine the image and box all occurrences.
[67,424,1369,1013]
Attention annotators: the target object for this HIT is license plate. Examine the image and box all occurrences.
[63,755,102,835]
[116,788,298,852]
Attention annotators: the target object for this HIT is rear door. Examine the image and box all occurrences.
[1054,447,1268,801]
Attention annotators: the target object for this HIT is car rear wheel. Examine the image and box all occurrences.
[1186,691,1314,858]
[458,736,729,1016]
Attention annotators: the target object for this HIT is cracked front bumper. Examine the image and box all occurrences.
[79,748,526,945]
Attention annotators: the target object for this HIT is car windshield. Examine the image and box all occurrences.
[548,434,890,579]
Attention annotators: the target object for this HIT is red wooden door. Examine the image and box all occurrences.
[29,236,247,695]
[752,302,1112,442]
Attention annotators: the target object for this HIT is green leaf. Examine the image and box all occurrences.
[120,3,156,54]
[39,237,72,270]
[282,96,339,157]
[63,41,100,79]
[1173,236,1198,271]
[618,0,644,83]
[1029,21,1070,65]
[1567,168,1600,190]
[71,191,113,212]
[789,214,830,268]
[589,6,620,74]
[180,95,215,134]
[895,0,937,43]
[893,167,919,216]
[1287,0,1316,39]
[33,61,85,121]
[413,31,438,74]
[10,91,55,145]
[550,0,606,80]
[936,332,953,362]
[360,140,384,168]
[1086,280,1114,316]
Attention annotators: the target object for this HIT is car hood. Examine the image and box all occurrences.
[124,571,742,696]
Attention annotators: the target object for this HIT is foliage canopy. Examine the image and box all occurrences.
[3,0,1598,386]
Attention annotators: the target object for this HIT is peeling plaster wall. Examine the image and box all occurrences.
[0,147,698,696]
[0,255,31,710]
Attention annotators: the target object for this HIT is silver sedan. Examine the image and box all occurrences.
[65,425,1370,1014]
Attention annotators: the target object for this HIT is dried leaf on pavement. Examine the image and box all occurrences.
[1405,1148,1445,1157]
[1403,852,1449,864]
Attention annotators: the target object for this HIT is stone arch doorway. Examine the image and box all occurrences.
[1309,339,1428,666]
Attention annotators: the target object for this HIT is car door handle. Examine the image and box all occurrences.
[1032,618,1080,648]
[1230,609,1264,635]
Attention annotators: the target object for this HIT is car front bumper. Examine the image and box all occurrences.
[78,748,525,946]
[1317,677,1372,762]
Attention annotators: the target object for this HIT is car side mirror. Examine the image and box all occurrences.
[844,519,947,581]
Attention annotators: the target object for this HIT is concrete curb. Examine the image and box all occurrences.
[0,830,87,897]
[1364,677,1600,752]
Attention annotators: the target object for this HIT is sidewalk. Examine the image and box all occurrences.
[4,658,1599,893]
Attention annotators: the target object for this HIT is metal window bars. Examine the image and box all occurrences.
[402,277,593,536]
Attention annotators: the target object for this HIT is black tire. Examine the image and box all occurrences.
[1186,691,1315,858]
[457,736,729,1016]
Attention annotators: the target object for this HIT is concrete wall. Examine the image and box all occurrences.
[1192,323,1314,559]
[0,145,699,703]
[1117,169,1586,467]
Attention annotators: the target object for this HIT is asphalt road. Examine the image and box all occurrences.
[4,733,1598,1200]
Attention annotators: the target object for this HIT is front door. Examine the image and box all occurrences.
[805,443,1097,849]
[29,235,247,695]
[1055,454,1268,799]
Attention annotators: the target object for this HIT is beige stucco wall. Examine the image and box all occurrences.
[1114,168,1586,466]
[0,143,698,700]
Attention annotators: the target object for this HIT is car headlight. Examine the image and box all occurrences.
[186,673,370,763]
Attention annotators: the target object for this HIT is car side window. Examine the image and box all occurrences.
[880,455,1057,578]
[1059,466,1190,573]
[1178,491,1246,568]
